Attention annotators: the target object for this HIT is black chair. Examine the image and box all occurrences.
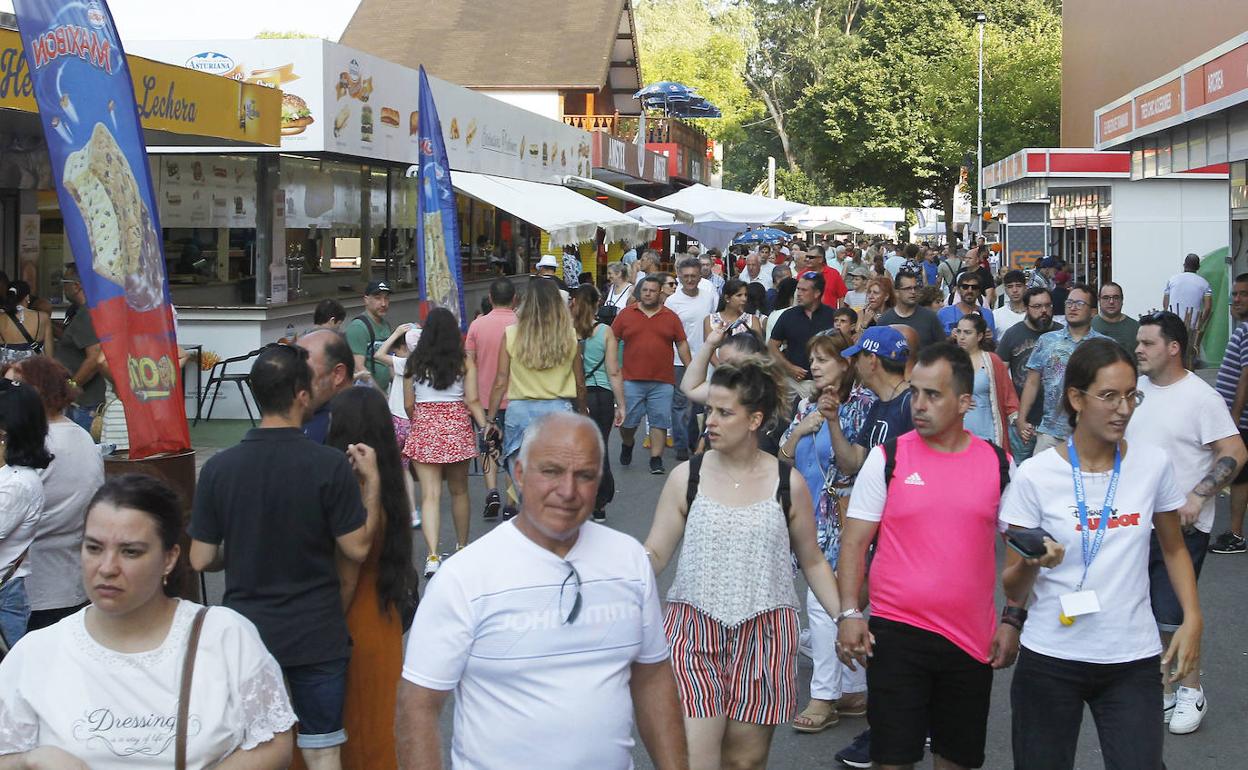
[196,348,263,426]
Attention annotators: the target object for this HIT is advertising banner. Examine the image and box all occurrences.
[14,0,190,457]
[417,66,465,328]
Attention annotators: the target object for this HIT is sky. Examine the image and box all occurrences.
[0,0,362,41]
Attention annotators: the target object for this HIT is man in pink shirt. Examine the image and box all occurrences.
[833,343,1062,770]
[465,278,517,519]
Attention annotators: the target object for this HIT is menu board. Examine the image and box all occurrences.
[130,39,595,184]
[151,155,258,229]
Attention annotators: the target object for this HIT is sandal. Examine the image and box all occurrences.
[792,703,839,733]
[836,694,868,718]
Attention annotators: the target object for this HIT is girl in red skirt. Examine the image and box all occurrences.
[403,308,488,577]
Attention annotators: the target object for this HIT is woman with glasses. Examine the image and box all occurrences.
[1000,338,1199,770]
[953,313,1018,446]
[659,272,678,301]
[644,359,841,770]
[779,331,877,733]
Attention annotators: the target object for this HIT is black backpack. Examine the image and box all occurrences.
[881,436,1010,494]
[352,314,381,380]
[685,453,792,517]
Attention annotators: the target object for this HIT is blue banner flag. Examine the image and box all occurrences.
[417,66,465,328]
[14,0,190,457]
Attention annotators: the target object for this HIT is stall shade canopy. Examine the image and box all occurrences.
[451,172,655,247]
[628,184,810,251]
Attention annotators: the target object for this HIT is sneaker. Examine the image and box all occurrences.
[502,505,518,521]
[798,628,813,658]
[410,509,422,529]
[1163,690,1176,723]
[592,509,606,522]
[1169,686,1206,734]
[1209,530,1246,554]
[423,554,441,578]
[483,490,501,520]
[835,728,872,769]
[620,442,634,466]
[649,456,665,475]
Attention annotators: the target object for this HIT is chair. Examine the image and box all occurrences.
[196,348,263,426]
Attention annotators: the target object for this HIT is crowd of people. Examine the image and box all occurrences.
[0,237,1242,770]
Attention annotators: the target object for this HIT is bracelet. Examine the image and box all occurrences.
[1000,605,1028,630]
[778,444,794,460]
[834,608,864,625]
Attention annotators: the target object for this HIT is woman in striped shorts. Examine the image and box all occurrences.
[645,358,843,770]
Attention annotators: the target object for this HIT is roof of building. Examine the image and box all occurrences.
[339,0,639,92]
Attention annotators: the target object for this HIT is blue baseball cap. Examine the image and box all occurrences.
[842,326,909,361]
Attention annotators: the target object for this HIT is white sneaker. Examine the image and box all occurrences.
[1169,686,1206,734]
[1163,690,1176,723]
[411,509,422,529]
[424,554,440,578]
[798,628,813,659]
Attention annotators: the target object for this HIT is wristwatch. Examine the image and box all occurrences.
[1000,605,1028,630]
[834,608,865,626]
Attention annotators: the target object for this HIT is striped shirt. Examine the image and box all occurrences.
[1215,321,1248,430]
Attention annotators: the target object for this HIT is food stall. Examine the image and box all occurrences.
[983,147,1228,318]
[131,38,653,418]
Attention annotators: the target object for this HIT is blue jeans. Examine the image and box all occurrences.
[502,398,574,462]
[284,657,351,749]
[671,366,690,452]
[65,404,99,435]
[622,381,674,430]
[0,577,30,648]
[1008,423,1036,463]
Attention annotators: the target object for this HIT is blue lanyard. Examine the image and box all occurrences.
[1066,438,1121,591]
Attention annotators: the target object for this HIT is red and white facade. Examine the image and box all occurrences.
[984,148,1229,318]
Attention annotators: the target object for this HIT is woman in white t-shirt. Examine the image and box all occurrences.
[403,308,488,578]
[0,474,295,768]
[999,338,1198,770]
[0,378,51,648]
[603,261,634,314]
[375,322,422,528]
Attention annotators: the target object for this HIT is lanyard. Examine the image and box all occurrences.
[1066,437,1121,591]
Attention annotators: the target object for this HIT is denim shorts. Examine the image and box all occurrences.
[503,399,572,461]
[284,657,350,748]
[622,380,674,430]
[1148,528,1209,631]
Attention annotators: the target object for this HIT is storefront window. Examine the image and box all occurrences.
[455,194,540,279]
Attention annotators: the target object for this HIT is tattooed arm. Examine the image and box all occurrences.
[1181,436,1248,527]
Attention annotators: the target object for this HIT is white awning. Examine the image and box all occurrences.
[451,172,655,247]
[627,184,810,251]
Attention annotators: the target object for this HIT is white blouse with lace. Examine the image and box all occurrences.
[0,599,295,768]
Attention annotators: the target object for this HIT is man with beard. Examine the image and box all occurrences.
[877,270,945,350]
[937,271,997,340]
[995,288,1059,463]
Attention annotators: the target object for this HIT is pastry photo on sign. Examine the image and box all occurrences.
[62,123,166,312]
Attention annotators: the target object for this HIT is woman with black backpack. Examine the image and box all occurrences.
[570,285,625,522]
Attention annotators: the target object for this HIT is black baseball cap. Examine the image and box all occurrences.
[365,280,392,295]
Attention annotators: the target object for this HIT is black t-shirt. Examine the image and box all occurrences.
[877,306,946,350]
[855,390,914,449]
[770,303,837,371]
[190,427,366,667]
[997,320,1063,425]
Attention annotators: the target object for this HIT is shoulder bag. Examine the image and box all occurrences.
[176,606,210,770]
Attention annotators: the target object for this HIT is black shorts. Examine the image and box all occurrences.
[867,616,993,768]
[1235,430,1248,484]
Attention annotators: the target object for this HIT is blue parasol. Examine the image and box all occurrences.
[733,227,789,244]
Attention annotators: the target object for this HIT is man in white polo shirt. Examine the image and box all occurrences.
[396,412,688,770]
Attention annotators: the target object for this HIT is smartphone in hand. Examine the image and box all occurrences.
[1005,527,1054,559]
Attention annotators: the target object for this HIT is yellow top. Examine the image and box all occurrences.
[505,325,578,400]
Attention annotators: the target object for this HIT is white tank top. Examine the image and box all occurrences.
[411,376,465,404]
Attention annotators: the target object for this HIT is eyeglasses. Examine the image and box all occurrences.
[1065,299,1089,309]
[1099,294,1123,302]
[560,562,582,625]
[1078,389,1145,409]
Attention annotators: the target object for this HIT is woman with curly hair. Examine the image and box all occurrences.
[4,357,104,631]
[325,387,417,770]
[403,308,488,577]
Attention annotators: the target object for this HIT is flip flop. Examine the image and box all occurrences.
[792,704,839,733]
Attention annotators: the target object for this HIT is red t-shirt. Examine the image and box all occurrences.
[820,266,848,307]
[611,305,687,384]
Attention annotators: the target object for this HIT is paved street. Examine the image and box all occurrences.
[199,421,1247,768]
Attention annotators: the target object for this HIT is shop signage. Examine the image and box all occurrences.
[1134,79,1182,129]
[0,29,279,145]
[130,39,595,184]
[14,0,190,457]
[416,66,465,327]
[590,131,670,184]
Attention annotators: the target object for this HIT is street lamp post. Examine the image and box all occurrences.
[975,12,986,236]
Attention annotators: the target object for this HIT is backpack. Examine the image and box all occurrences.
[685,453,792,517]
[352,314,380,380]
[881,437,1010,494]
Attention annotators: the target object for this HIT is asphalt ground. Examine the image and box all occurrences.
[199,422,1248,769]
